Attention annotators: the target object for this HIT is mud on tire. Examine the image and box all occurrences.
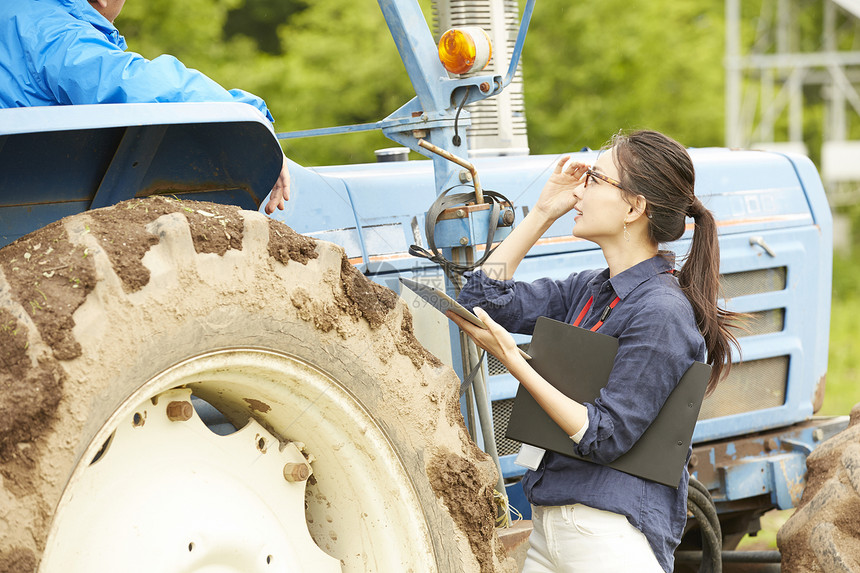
[0,197,516,573]
[777,403,860,572]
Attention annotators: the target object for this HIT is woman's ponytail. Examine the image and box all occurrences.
[613,130,742,394]
[677,201,740,394]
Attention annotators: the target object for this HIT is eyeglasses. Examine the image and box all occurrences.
[584,168,624,191]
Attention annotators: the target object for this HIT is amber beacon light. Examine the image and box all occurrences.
[438,27,492,75]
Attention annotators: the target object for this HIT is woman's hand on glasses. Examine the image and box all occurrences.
[533,156,588,222]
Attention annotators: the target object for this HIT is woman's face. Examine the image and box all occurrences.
[571,149,632,244]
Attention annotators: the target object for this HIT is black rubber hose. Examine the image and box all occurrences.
[687,477,723,573]
[687,499,722,573]
[688,486,722,543]
[689,477,722,544]
[688,475,712,499]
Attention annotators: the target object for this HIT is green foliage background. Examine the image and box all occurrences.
[116,0,728,165]
[116,0,859,415]
[119,0,422,166]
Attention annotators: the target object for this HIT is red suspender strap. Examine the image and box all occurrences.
[572,295,621,332]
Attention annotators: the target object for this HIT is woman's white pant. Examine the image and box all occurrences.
[521,504,666,573]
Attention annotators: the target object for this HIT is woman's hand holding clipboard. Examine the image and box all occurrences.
[399,278,531,361]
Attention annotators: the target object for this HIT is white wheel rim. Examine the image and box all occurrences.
[41,349,438,572]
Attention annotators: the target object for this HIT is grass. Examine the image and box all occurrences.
[735,509,792,551]
[820,294,860,417]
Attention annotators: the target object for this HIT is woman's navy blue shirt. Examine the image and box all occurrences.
[458,254,705,573]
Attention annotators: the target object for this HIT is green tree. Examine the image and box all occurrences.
[271,0,430,165]
[119,0,248,66]
[522,0,725,153]
[117,0,270,112]
[119,0,430,166]
[116,0,729,164]
[224,0,308,55]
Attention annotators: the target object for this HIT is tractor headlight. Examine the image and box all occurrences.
[438,27,492,75]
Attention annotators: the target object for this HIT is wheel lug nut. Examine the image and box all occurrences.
[166,401,193,421]
[283,462,310,482]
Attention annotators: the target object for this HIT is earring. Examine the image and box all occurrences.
[623,221,630,242]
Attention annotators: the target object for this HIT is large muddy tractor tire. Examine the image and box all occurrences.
[777,403,860,572]
[0,197,516,573]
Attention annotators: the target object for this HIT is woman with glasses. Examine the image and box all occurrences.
[450,130,741,572]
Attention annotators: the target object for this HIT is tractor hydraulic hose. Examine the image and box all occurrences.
[688,486,722,541]
[687,477,723,573]
[688,475,712,498]
[687,500,722,573]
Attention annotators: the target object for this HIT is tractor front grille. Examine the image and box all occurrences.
[492,398,521,456]
[487,343,530,377]
[737,309,785,337]
[699,356,789,419]
[721,266,787,299]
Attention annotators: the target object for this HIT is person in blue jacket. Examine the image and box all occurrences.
[0,0,290,214]
[450,130,742,572]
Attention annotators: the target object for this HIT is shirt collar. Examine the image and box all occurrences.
[588,252,676,300]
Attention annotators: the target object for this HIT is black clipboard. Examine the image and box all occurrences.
[505,316,710,488]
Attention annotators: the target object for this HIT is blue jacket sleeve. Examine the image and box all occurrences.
[457,269,585,335]
[573,290,704,464]
[29,15,273,120]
